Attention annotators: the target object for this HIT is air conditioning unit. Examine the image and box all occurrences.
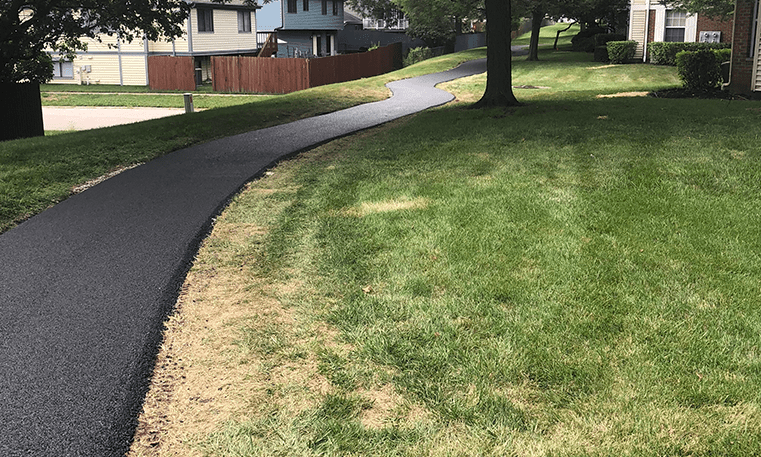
[699,31,721,43]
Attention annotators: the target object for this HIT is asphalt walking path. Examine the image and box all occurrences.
[0,58,487,456]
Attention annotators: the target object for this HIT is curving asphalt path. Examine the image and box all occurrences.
[0,58,486,456]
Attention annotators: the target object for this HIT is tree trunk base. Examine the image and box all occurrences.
[0,83,44,141]
[472,92,523,109]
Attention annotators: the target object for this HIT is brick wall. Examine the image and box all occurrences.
[729,0,756,93]
[648,10,656,44]
[696,15,734,42]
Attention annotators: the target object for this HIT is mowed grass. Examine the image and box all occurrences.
[40,92,269,109]
[165,52,761,456]
[513,21,581,48]
[0,48,485,233]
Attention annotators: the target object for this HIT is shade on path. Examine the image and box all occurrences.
[0,59,487,456]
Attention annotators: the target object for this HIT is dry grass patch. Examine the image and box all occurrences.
[596,91,649,98]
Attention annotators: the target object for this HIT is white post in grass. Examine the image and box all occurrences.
[184,93,194,113]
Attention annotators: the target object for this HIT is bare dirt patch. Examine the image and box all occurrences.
[596,92,649,99]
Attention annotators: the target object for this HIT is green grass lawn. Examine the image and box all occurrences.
[513,22,581,48]
[174,52,761,456]
[40,91,270,109]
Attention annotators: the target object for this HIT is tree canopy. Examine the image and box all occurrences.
[1,0,191,83]
[347,0,484,46]
[664,0,735,18]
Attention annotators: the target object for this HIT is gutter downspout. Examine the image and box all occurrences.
[187,12,194,54]
[643,0,651,62]
[144,37,150,86]
[722,0,740,90]
[117,33,124,86]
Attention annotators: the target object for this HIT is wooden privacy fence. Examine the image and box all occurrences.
[212,57,310,93]
[212,42,403,93]
[148,56,195,91]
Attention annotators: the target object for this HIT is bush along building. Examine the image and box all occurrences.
[627,0,733,61]
[47,1,263,86]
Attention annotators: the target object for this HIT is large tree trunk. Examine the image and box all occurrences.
[473,0,520,108]
[0,83,44,141]
[527,10,543,61]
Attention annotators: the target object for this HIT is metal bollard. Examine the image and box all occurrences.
[183,93,194,114]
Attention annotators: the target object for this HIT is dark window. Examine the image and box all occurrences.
[237,11,251,33]
[197,8,213,32]
[332,0,339,15]
[664,10,686,42]
[52,60,74,79]
[322,0,327,15]
[303,0,309,11]
[288,0,297,13]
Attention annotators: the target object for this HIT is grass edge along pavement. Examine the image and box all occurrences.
[0,48,486,234]
[130,50,761,455]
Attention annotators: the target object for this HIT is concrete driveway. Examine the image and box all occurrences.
[43,106,185,131]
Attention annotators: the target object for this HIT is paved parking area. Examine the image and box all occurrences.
[43,106,185,131]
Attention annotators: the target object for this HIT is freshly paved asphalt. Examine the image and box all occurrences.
[0,58,486,456]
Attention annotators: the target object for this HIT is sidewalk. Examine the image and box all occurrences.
[43,106,185,131]
[0,58,487,457]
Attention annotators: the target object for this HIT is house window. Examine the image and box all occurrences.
[52,60,74,79]
[333,0,339,16]
[664,10,686,42]
[303,0,309,11]
[197,8,214,32]
[322,0,327,15]
[288,0,297,13]
[238,11,251,33]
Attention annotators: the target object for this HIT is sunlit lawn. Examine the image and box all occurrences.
[139,48,761,456]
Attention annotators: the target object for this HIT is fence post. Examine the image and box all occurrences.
[183,93,194,113]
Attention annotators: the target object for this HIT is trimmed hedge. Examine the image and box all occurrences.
[607,41,638,64]
[676,49,721,92]
[714,48,731,63]
[593,33,627,62]
[649,41,730,65]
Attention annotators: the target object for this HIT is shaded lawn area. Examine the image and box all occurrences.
[170,52,761,455]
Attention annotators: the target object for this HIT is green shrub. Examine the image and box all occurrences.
[571,27,607,52]
[404,47,433,67]
[713,48,731,63]
[676,49,721,92]
[649,41,729,65]
[607,41,638,64]
[592,34,627,62]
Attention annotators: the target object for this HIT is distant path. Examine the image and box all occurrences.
[0,58,487,456]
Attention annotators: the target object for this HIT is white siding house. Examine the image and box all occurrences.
[49,1,261,86]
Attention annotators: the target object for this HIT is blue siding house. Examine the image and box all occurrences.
[258,0,344,57]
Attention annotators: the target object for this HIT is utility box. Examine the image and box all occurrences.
[699,31,721,43]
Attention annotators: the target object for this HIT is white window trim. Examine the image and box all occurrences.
[654,7,697,42]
